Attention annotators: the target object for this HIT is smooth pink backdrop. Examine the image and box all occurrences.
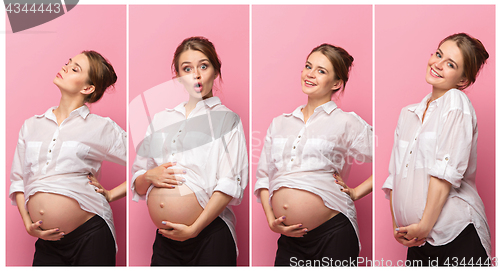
[128,5,250,266]
[5,5,127,266]
[252,5,373,266]
[374,5,495,265]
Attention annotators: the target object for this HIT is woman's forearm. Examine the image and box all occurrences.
[134,173,150,196]
[389,190,397,230]
[190,191,232,236]
[353,175,373,200]
[259,189,278,225]
[108,181,127,202]
[418,176,452,235]
[15,192,33,230]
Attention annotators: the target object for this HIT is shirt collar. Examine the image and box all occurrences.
[36,105,90,121]
[287,100,338,119]
[170,96,222,115]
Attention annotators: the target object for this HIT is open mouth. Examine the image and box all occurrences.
[194,82,202,92]
[304,80,317,87]
[430,68,443,78]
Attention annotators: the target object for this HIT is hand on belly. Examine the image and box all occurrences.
[272,187,339,231]
[147,185,203,229]
[27,192,94,234]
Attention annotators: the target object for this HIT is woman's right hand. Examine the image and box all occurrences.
[26,220,65,241]
[144,162,186,188]
[392,226,426,247]
[269,216,308,237]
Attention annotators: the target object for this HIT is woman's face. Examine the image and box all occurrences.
[177,49,217,99]
[425,40,467,91]
[53,53,94,96]
[301,51,342,99]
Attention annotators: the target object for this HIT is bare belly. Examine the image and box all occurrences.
[272,187,339,231]
[147,185,203,229]
[27,192,95,234]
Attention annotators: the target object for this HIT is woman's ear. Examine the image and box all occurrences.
[456,77,469,89]
[331,79,343,91]
[80,85,95,96]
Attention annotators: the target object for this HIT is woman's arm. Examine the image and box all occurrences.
[158,191,232,241]
[259,188,307,237]
[88,175,127,202]
[134,162,186,196]
[14,192,65,240]
[397,176,451,241]
[335,173,372,201]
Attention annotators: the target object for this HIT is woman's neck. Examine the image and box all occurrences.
[302,96,330,123]
[429,86,449,103]
[185,93,213,118]
[53,95,85,125]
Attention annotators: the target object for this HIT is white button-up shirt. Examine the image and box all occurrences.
[254,101,372,249]
[131,96,248,252]
[382,89,490,255]
[9,105,127,250]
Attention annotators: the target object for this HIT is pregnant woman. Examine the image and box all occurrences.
[382,33,491,266]
[131,36,248,266]
[9,50,126,266]
[254,43,373,265]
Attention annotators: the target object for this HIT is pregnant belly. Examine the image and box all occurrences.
[27,192,95,234]
[272,187,339,231]
[147,185,203,229]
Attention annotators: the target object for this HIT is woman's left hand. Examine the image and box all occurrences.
[88,174,111,202]
[396,223,429,246]
[158,221,198,241]
[334,172,357,201]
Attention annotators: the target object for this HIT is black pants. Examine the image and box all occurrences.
[407,223,489,266]
[274,212,359,266]
[32,215,116,266]
[151,217,237,266]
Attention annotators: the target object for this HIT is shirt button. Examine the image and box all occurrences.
[53,139,56,141]
[445,157,449,161]
[409,151,412,154]
[293,146,296,149]
[298,135,301,138]
[46,162,49,165]
[173,140,176,143]
[406,164,408,167]
[172,153,175,156]
[291,158,294,161]
[414,138,417,141]
[49,150,52,153]
[179,130,182,133]
[237,177,241,182]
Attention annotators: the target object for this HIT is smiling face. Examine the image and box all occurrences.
[177,49,217,99]
[53,53,94,98]
[301,51,342,100]
[426,40,468,92]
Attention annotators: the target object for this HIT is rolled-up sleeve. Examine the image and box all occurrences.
[428,109,473,188]
[9,123,27,205]
[130,124,154,202]
[104,120,127,166]
[346,114,373,164]
[254,124,273,203]
[213,118,248,206]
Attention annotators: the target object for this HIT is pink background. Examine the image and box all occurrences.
[5,5,127,266]
[252,5,373,266]
[374,5,495,264]
[128,5,250,266]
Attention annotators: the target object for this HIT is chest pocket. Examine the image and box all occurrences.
[271,138,287,169]
[416,132,437,169]
[395,140,409,174]
[303,138,339,169]
[25,141,43,173]
[180,131,213,169]
[55,141,91,172]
